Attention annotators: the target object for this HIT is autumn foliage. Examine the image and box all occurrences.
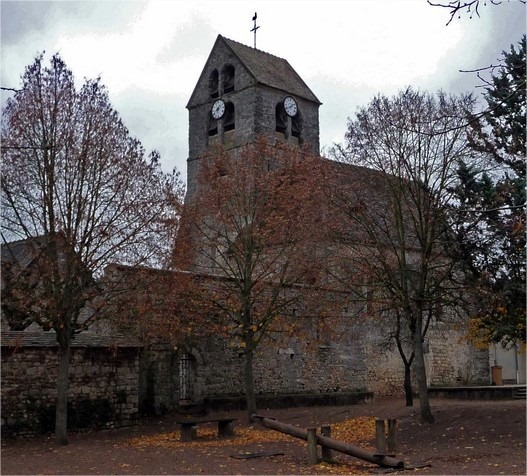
[1,53,184,445]
[174,138,329,417]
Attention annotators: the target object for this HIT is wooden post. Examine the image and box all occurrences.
[218,420,234,438]
[320,425,333,463]
[387,419,397,455]
[307,427,318,465]
[375,419,387,455]
[180,424,197,442]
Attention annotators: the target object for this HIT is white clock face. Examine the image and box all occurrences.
[211,99,225,119]
[284,96,298,117]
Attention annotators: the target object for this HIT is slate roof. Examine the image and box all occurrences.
[319,158,421,250]
[221,36,321,104]
[1,330,141,348]
[187,35,321,108]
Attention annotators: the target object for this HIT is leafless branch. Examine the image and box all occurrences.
[381,86,521,137]
[459,63,502,74]
[454,203,526,213]
[428,0,525,26]
[2,145,53,150]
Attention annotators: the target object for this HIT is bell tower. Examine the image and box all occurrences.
[185,35,322,200]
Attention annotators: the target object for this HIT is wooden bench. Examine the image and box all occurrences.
[175,417,237,442]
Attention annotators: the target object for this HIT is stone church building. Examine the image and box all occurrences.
[1,35,492,434]
[140,35,490,413]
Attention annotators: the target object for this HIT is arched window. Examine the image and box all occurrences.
[222,64,235,94]
[224,102,235,132]
[209,69,219,98]
[179,353,194,402]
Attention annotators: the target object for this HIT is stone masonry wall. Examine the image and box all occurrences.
[137,303,490,411]
[144,320,370,411]
[1,346,140,437]
[143,316,490,411]
[363,323,490,397]
[428,326,489,386]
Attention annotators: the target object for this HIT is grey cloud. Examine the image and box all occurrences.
[156,15,217,64]
[1,1,144,47]
[113,87,188,176]
[1,1,53,46]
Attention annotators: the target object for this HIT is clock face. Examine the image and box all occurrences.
[284,96,298,117]
[211,99,225,119]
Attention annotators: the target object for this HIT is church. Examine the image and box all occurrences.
[138,35,490,413]
[1,35,494,435]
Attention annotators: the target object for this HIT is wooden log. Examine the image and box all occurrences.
[252,414,404,469]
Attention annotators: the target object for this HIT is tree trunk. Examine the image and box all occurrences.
[413,331,434,423]
[244,349,257,421]
[395,323,414,408]
[55,342,71,445]
[403,363,413,407]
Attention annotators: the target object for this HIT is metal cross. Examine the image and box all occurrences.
[250,12,260,48]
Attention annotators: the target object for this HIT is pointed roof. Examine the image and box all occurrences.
[222,36,321,104]
[187,35,321,108]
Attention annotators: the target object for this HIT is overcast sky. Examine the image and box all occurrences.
[1,0,525,182]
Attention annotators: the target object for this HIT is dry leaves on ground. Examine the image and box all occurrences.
[125,417,379,475]
[126,416,376,450]
[126,417,375,454]
[127,426,292,448]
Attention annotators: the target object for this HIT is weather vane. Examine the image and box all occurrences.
[250,12,259,49]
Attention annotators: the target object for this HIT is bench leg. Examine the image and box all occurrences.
[218,420,234,438]
[181,424,197,442]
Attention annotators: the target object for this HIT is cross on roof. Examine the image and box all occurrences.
[250,12,260,49]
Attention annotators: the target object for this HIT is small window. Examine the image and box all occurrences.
[222,64,235,94]
[209,69,219,99]
[224,102,235,132]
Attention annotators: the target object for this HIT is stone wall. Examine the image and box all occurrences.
[139,325,369,414]
[1,345,140,437]
[138,345,179,415]
[362,324,490,397]
[428,326,489,386]
[142,317,490,411]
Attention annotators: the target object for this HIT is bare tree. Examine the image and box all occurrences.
[176,139,326,418]
[329,88,477,423]
[428,0,526,26]
[1,53,184,444]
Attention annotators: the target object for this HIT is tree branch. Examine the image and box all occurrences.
[427,0,523,26]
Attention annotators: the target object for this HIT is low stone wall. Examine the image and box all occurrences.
[1,344,140,437]
[203,390,374,412]
[428,385,526,400]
